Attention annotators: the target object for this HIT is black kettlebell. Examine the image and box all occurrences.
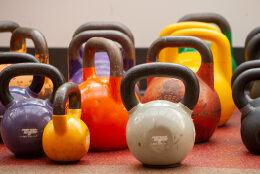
[232,68,260,154]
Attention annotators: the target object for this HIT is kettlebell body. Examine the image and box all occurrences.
[43,82,90,162]
[79,37,128,151]
[0,63,65,157]
[143,36,221,142]
[159,28,233,126]
[232,68,260,154]
[121,62,199,167]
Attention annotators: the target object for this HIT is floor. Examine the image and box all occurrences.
[0,108,260,173]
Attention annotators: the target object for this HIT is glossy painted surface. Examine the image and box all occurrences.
[143,64,221,142]
[1,99,52,157]
[43,109,90,162]
[127,101,195,166]
[159,29,233,126]
[79,67,128,151]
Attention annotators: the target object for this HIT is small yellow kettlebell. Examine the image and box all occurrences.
[42,82,90,162]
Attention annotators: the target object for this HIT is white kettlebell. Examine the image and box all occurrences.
[120,62,200,167]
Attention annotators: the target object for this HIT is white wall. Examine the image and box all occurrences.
[0,0,259,47]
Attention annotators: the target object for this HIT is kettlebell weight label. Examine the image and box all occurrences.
[151,136,168,145]
[20,128,38,138]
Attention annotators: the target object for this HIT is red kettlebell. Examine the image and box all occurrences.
[143,36,221,142]
[79,37,128,151]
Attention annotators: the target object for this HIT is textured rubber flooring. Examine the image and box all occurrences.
[0,108,259,172]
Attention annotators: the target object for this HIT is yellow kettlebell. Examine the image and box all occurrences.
[159,21,221,61]
[159,28,234,126]
[42,82,90,162]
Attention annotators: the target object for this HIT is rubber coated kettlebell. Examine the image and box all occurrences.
[69,30,135,84]
[0,63,65,157]
[70,22,134,79]
[178,12,236,71]
[79,37,129,151]
[121,62,200,167]
[143,36,221,142]
[43,82,90,162]
[0,52,44,140]
[10,27,53,99]
[232,68,260,154]
[245,26,260,52]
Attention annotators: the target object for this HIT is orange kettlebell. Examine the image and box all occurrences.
[10,27,53,99]
[79,37,128,151]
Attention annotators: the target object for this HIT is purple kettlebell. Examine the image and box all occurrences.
[0,52,44,141]
[0,63,65,157]
[69,22,135,79]
[68,30,135,83]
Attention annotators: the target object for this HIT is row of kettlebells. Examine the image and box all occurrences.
[0,12,258,168]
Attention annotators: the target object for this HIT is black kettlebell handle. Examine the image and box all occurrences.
[83,37,123,77]
[0,52,44,93]
[245,26,260,50]
[53,82,81,115]
[232,68,260,112]
[0,21,20,33]
[68,30,135,63]
[121,62,200,111]
[0,63,65,106]
[231,60,260,87]
[178,13,231,35]
[245,33,260,61]
[73,21,135,44]
[10,27,49,64]
[147,36,213,64]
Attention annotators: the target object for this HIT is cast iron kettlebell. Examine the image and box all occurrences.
[121,62,200,167]
[232,68,260,154]
[0,63,65,157]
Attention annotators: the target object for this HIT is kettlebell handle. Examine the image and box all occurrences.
[68,30,135,64]
[121,62,200,111]
[73,21,135,44]
[232,68,260,111]
[245,26,260,51]
[83,37,123,77]
[231,60,260,87]
[0,52,44,94]
[53,82,81,115]
[0,21,20,32]
[178,13,231,35]
[0,63,65,106]
[245,33,260,61]
[147,36,213,64]
[10,27,49,64]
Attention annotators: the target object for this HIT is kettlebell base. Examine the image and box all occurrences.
[143,163,180,168]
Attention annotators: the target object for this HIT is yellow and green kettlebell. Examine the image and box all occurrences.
[42,82,90,162]
[159,28,234,126]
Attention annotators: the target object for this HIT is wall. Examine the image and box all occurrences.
[0,0,259,47]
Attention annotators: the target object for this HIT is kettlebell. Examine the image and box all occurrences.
[0,52,44,140]
[244,33,260,99]
[143,36,221,142]
[121,62,199,167]
[162,28,233,126]
[232,68,260,154]
[245,26,260,52]
[70,22,134,79]
[79,37,129,151]
[231,60,260,107]
[178,12,236,71]
[10,27,53,99]
[0,63,65,157]
[68,30,135,83]
[43,82,90,162]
